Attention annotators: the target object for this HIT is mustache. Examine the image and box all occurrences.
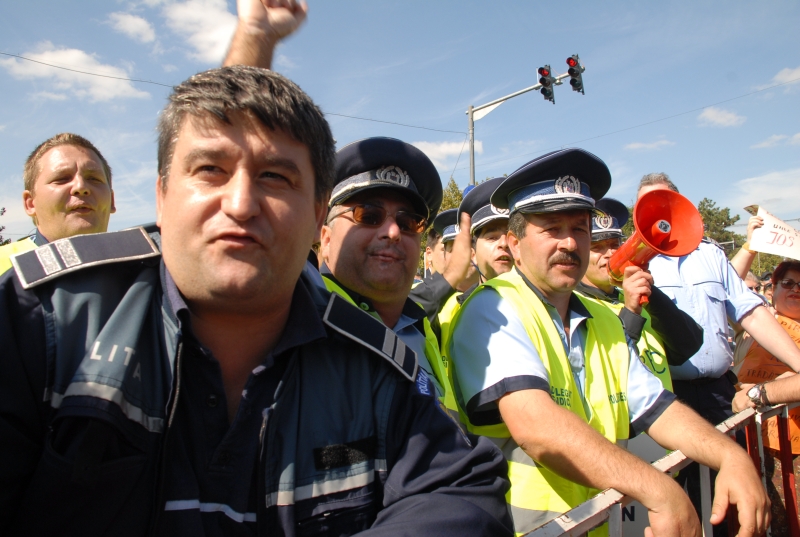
[366,245,406,261]
[550,252,582,266]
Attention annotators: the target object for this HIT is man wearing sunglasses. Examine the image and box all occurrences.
[319,137,460,414]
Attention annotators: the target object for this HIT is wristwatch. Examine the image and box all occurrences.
[747,383,771,409]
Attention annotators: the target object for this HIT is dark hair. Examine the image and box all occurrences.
[24,133,112,193]
[508,212,528,239]
[158,66,335,201]
[772,261,800,285]
[638,173,679,195]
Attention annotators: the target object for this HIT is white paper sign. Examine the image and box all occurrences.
[750,207,800,261]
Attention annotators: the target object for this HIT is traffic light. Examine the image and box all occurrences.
[538,65,555,104]
[566,54,585,94]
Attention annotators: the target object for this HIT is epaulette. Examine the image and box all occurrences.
[323,293,418,382]
[11,227,160,289]
[701,236,724,251]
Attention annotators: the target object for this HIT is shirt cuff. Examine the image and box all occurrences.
[466,375,549,426]
[618,308,646,343]
[629,390,677,437]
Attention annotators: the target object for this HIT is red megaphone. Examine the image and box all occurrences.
[608,190,704,303]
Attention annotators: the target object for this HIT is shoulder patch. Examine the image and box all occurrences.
[10,227,160,289]
[323,293,418,382]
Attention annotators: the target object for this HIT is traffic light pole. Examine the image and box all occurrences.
[466,72,570,185]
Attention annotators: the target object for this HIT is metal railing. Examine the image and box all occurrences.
[525,402,800,537]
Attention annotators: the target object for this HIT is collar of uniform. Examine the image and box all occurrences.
[575,282,620,304]
[320,263,426,322]
[162,262,327,359]
[32,228,49,247]
[514,267,592,319]
[457,282,479,305]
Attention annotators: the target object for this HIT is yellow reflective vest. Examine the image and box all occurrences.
[451,270,630,536]
[322,275,460,420]
[576,288,673,392]
[0,237,36,275]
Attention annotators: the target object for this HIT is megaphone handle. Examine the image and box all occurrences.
[638,261,651,306]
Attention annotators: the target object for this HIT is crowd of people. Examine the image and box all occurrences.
[1,1,799,536]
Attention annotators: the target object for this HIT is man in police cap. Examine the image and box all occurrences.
[438,177,512,353]
[0,67,512,536]
[575,197,703,389]
[449,148,768,536]
[319,137,458,411]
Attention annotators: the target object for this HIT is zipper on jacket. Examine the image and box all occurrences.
[149,339,184,535]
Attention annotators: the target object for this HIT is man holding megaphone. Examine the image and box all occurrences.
[448,149,768,536]
[639,173,800,533]
[576,197,704,392]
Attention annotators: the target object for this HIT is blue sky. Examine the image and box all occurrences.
[1,0,798,241]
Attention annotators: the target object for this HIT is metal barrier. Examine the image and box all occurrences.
[525,402,800,537]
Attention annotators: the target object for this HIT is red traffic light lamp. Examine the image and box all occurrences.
[538,65,555,104]
[566,54,585,94]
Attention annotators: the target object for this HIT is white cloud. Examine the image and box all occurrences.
[698,107,745,127]
[790,133,800,146]
[0,42,149,102]
[274,53,296,72]
[411,140,483,171]
[721,168,800,221]
[751,134,788,149]
[762,66,800,92]
[0,125,6,132]
[162,63,178,72]
[162,0,237,63]
[32,91,68,101]
[109,12,156,43]
[623,140,675,151]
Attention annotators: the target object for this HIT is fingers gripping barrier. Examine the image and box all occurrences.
[523,402,800,537]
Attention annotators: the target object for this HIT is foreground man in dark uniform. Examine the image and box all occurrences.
[0,66,512,537]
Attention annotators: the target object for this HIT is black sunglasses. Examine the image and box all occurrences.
[330,204,428,234]
[779,279,800,292]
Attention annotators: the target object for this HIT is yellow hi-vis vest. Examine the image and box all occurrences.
[322,276,460,420]
[451,270,630,536]
[437,290,462,370]
[0,237,36,274]
[577,290,673,392]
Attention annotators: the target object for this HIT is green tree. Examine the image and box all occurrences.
[0,207,11,246]
[440,177,464,212]
[696,198,745,258]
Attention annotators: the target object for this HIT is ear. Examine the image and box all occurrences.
[155,177,164,227]
[23,190,36,218]
[507,230,521,261]
[319,223,333,264]
[110,189,117,214]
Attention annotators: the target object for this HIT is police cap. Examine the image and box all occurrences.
[458,176,509,235]
[491,148,611,214]
[432,209,458,244]
[592,198,629,242]
[332,137,443,220]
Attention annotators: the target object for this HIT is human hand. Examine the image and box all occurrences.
[442,213,473,289]
[621,265,653,315]
[732,384,756,412]
[709,453,770,536]
[644,483,701,537]
[237,0,308,39]
[746,216,764,243]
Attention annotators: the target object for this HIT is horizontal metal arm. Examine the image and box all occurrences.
[467,72,571,114]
